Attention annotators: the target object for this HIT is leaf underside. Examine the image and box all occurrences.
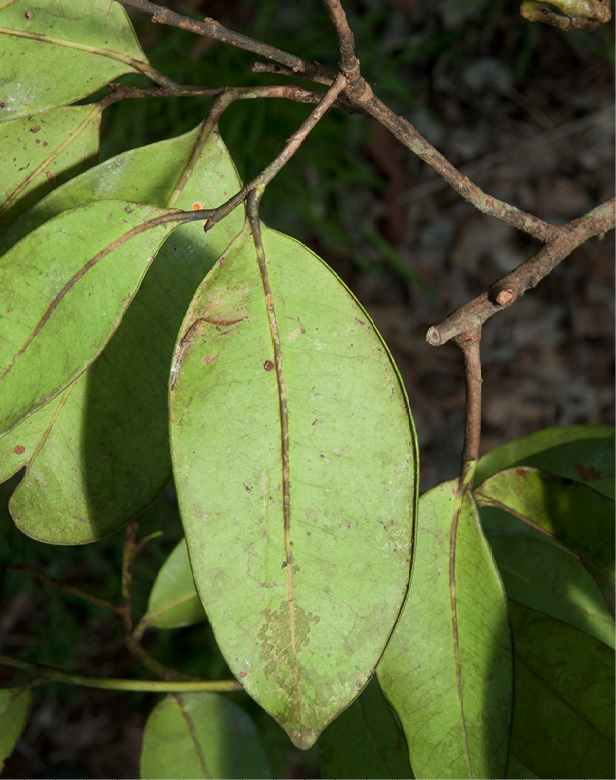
[170,223,418,748]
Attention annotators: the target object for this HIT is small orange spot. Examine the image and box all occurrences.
[239,671,247,678]
[31,124,40,133]
[263,360,274,371]
[192,201,202,210]
[14,445,25,455]
[45,171,53,182]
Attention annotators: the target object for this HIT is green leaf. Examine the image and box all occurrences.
[0,686,32,771]
[143,539,206,630]
[475,467,615,616]
[0,200,183,437]
[4,123,243,543]
[170,223,418,749]
[508,600,615,779]
[140,692,272,780]
[0,391,63,482]
[506,753,540,779]
[0,105,101,233]
[0,0,149,123]
[482,506,615,647]
[319,677,413,779]
[377,480,512,780]
[475,424,615,499]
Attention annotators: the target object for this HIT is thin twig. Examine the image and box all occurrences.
[202,72,348,232]
[425,197,615,347]
[114,0,335,85]
[7,566,118,613]
[0,653,241,693]
[455,331,483,473]
[322,0,363,95]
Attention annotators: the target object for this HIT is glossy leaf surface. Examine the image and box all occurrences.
[140,692,271,779]
[0,686,32,770]
[0,200,180,437]
[475,424,614,499]
[475,467,615,616]
[481,506,614,647]
[144,539,206,630]
[0,0,148,122]
[170,224,417,748]
[5,124,243,542]
[509,600,615,779]
[378,479,512,780]
[0,106,100,233]
[319,677,413,779]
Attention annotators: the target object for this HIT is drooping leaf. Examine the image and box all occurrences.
[0,391,63,482]
[475,467,615,616]
[170,223,418,749]
[0,200,184,437]
[319,677,413,779]
[508,600,615,779]
[0,0,150,123]
[5,124,243,543]
[143,538,206,630]
[139,692,272,780]
[377,479,512,780]
[474,424,614,499]
[0,105,101,233]
[0,686,32,771]
[482,505,614,647]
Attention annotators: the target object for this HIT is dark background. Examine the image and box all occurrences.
[1,0,613,776]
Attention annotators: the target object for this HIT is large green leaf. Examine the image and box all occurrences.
[0,200,183,437]
[0,105,101,233]
[140,692,272,779]
[4,124,243,543]
[377,479,512,780]
[319,677,413,779]
[475,467,615,616]
[509,601,615,779]
[143,538,206,630]
[0,0,149,122]
[482,506,615,647]
[475,425,614,499]
[170,223,418,749]
[0,686,32,771]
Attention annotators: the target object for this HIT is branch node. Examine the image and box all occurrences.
[425,326,442,346]
[493,288,516,306]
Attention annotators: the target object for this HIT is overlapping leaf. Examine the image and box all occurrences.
[0,686,31,771]
[475,467,615,616]
[319,677,413,779]
[508,600,615,779]
[378,479,512,780]
[481,505,614,647]
[143,538,206,630]
[140,692,271,779]
[0,0,149,122]
[0,200,182,435]
[2,123,243,543]
[170,223,418,748]
[0,105,101,233]
[474,424,615,499]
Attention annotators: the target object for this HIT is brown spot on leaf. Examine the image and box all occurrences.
[14,445,25,455]
[263,359,275,371]
[516,467,527,477]
[30,125,40,133]
[24,10,32,19]
[574,464,602,482]
[201,354,218,364]
[45,171,52,182]
[239,671,247,678]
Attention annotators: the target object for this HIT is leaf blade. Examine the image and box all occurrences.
[0,0,149,122]
[378,480,512,779]
[170,225,418,748]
